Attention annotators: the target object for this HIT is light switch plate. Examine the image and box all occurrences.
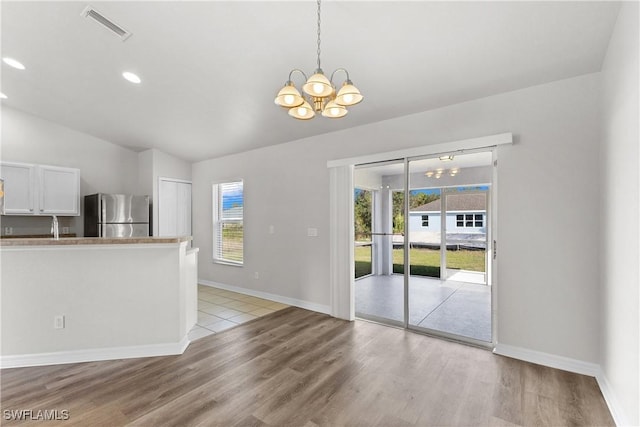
[307,227,318,237]
[54,315,65,329]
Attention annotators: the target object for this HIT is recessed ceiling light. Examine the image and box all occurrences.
[0,92,7,99]
[2,57,26,70]
[122,71,141,84]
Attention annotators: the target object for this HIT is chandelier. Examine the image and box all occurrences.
[425,168,459,179]
[274,0,363,120]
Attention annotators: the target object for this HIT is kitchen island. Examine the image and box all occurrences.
[0,237,198,368]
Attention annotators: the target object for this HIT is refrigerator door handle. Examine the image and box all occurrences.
[100,194,106,227]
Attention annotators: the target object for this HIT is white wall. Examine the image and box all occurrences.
[193,72,602,364]
[1,107,139,235]
[600,2,640,425]
[137,150,154,201]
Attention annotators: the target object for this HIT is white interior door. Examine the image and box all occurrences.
[177,181,192,236]
[158,178,192,237]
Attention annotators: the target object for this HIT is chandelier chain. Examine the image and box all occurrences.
[316,0,321,70]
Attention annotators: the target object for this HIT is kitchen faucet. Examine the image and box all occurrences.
[51,215,59,240]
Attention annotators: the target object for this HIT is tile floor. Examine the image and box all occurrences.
[188,285,289,341]
[355,274,491,342]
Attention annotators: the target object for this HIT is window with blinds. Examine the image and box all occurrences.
[212,180,244,264]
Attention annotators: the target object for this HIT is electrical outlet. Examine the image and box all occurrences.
[307,227,318,237]
[254,272,259,280]
[54,315,65,329]
[62,227,69,234]
[269,225,275,234]
[4,226,12,235]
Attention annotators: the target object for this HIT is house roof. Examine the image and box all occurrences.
[412,193,486,212]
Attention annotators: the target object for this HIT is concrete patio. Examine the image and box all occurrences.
[355,273,491,342]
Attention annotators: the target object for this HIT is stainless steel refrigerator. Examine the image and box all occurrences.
[84,194,150,237]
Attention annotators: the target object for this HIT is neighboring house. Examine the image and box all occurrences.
[409,193,487,248]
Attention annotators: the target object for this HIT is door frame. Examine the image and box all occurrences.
[328,132,511,347]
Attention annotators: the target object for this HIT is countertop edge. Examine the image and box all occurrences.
[0,236,192,247]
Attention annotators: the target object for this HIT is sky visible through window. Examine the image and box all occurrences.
[222,182,243,211]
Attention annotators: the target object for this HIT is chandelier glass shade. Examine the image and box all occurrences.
[302,72,334,98]
[335,81,363,106]
[288,99,315,120]
[274,0,363,120]
[425,168,459,179]
[321,100,348,118]
[274,83,304,108]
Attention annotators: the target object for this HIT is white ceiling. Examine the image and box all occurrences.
[1,1,620,162]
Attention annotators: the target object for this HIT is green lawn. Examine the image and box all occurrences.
[355,246,485,279]
[221,225,243,262]
[355,245,373,278]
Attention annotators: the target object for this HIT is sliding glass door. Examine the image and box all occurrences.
[406,154,492,344]
[354,151,494,345]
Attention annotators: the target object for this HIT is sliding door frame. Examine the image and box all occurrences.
[329,133,511,348]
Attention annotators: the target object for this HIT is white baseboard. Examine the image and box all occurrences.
[493,343,600,376]
[198,279,331,315]
[1,336,190,369]
[494,343,629,426]
[594,369,631,427]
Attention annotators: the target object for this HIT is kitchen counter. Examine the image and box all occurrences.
[1,233,77,239]
[1,235,198,368]
[0,236,192,246]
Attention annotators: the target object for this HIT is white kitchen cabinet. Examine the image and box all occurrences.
[0,162,36,214]
[0,162,80,216]
[38,165,80,215]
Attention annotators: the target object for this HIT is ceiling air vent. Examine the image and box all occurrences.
[81,6,132,41]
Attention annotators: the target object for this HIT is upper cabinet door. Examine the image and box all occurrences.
[0,162,36,214]
[38,165,80,216]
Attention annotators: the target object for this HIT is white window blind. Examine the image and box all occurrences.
[213,180,243,264]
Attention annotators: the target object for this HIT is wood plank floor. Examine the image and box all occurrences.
[1,307,614,426]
